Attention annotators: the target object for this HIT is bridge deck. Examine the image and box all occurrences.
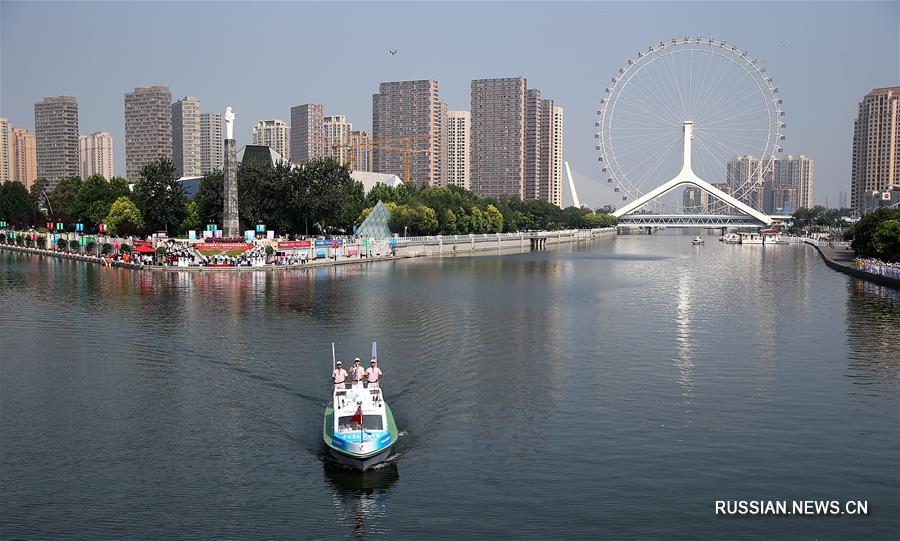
[617,214,767,227]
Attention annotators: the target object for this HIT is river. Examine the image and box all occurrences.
[1,234,898,539]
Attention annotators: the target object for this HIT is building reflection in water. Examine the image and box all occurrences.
[844,279,900,395]
[324,462,399,540]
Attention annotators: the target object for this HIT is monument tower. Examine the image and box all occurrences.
[222,107,240,237]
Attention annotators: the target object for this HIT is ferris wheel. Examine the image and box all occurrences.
[596,36,784,212]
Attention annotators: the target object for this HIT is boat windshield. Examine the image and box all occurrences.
[338,414,384,432]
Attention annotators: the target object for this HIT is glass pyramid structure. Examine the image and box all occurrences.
[356,200,392,239]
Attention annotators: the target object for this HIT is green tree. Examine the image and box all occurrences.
[133,158,187,234]
[181,201,201,233]
[195,170,224,228]
[47,175,83,223]
[441,208,457,235]
[873,219,900,262]
[849,208,900,258]
[296,158,364,234]
[484,204,503,233]
[73,173,124,228]
[105,196,145,237]
[0,181,38,227]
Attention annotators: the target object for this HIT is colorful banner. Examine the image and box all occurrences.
[277,240,312,249]
[195,242,252,251]
[314,239,330,247]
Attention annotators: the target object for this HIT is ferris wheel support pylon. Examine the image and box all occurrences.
[564,161,581,209]
[612,121,772,225]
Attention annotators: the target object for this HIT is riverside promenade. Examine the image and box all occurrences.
[804,239,900,290]
[0,228,616,272]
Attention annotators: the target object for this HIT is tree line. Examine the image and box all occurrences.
[846,208,900,262]
[359,183,617,235]
[0,156,617,237]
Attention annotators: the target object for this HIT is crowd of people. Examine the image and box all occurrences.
[855,258,900,280]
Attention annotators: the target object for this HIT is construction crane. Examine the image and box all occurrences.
[308,133,432,182]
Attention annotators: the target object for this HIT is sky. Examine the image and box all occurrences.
[2,1,898,208]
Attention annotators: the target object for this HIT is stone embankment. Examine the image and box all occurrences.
[1,228,617,272]
[804,239,900,290]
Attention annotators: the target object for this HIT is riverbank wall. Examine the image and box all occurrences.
[1,228,616,272]
[804,239,900,290]
[392,227,616,257]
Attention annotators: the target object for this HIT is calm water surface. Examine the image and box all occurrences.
[1,235,898,539]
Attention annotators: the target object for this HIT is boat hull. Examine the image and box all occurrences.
[323,401,399,471]
[326,444,394,471]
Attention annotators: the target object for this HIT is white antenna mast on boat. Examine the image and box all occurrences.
[332,342,336,371]
[565,161,581,208]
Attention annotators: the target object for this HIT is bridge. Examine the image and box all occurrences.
[613,122,773,229]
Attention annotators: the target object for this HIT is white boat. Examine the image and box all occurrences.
[723,233,741,244]
[323,342,398,471]
[740,232,765,245]
[740,231,787,245]
[691,236,704,245]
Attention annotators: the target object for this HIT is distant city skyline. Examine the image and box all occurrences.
[1,1,897,207]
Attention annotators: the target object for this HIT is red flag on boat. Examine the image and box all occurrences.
[350,405,363,426]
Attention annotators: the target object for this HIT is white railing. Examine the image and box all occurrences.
[393,228,615,245]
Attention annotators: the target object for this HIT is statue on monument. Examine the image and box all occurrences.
[225,107,235,140]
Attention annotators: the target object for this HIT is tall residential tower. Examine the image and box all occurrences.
[850,87,899,211]
[34,96,80,187]
[372,80,447,186]
[446,111,470,189]
[290,104,325,163]
[12,128,38,188]
[172,96,201,177]
[78,132,114,179]
[470,77,526,199]
[124,86,172,181]
[252,119,290,158]
[200,112,223,174]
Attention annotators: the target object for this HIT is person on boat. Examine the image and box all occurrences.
[365,359,383,388]
[332,361,348,389]
[349,358,365,388]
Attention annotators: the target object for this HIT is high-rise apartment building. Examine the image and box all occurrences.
[850,87,900,211]
[470,77,526,199]
[372,80,447,187]
[447,111,470,189]
[351,130,372,172]
[78,132,114,179]
[11,128,38,189]
[252,119,290,158]
[34,96,80,187]
[200,112,223,174]
[524,89,542,201]
[767,155,813,213]
[0,118,11,183]
[124,86,172,181]
[726,155,766,210]
[682,186,710,212]
[547,105,564,207]
[290,104,325,163]
[172,96,201,177]
[323,115,353,166]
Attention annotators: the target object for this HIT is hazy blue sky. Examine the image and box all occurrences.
[2,1,897,207]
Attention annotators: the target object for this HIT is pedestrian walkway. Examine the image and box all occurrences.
[806,240,900,290]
